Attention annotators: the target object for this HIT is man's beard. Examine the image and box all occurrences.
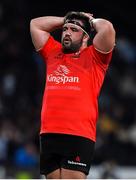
[62,37,82,53]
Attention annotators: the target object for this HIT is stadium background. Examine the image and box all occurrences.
[0,0,136,178]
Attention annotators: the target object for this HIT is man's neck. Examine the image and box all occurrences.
[63,44,87,54]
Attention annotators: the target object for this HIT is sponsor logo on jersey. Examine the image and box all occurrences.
[47,65,80,84]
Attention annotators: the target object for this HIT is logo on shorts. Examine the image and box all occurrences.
[67,156,86,167]
[75,156,80,162]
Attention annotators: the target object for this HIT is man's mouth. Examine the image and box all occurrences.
[63,37,71,43]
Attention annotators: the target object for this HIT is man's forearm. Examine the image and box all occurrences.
[91,18,114,33]
[30,16,64,33]
[91,18,116,52]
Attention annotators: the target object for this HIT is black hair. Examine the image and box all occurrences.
[64,11,91,36]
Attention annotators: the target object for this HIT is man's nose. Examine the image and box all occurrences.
[65,31,72,36]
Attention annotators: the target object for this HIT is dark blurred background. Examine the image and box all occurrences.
[0,0,136,178]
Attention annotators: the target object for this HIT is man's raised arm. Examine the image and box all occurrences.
[30,16,64,51]
[91,18,116,53]
[81,12,116,53]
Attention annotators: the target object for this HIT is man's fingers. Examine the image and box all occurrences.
[86,13,93,16]
[81,12,94,22]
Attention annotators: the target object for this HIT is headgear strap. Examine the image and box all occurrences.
[64,20,90,37]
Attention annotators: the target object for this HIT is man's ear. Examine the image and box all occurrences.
[83,34,89,43]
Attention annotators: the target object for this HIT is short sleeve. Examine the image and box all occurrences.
[39,36,61,61]
[90,45,113,72]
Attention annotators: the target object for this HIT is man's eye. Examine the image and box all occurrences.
[72,28,78,32]
[63,27,67,31]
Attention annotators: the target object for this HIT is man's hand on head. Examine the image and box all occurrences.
[80,12,94,21]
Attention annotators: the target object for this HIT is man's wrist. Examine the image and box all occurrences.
[89,18,95,30]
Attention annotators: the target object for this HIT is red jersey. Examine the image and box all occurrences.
[39,36,112,142]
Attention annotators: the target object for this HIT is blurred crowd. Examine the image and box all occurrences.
[0,0,136,178]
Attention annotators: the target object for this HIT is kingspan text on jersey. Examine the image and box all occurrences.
[47,74,80,84]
